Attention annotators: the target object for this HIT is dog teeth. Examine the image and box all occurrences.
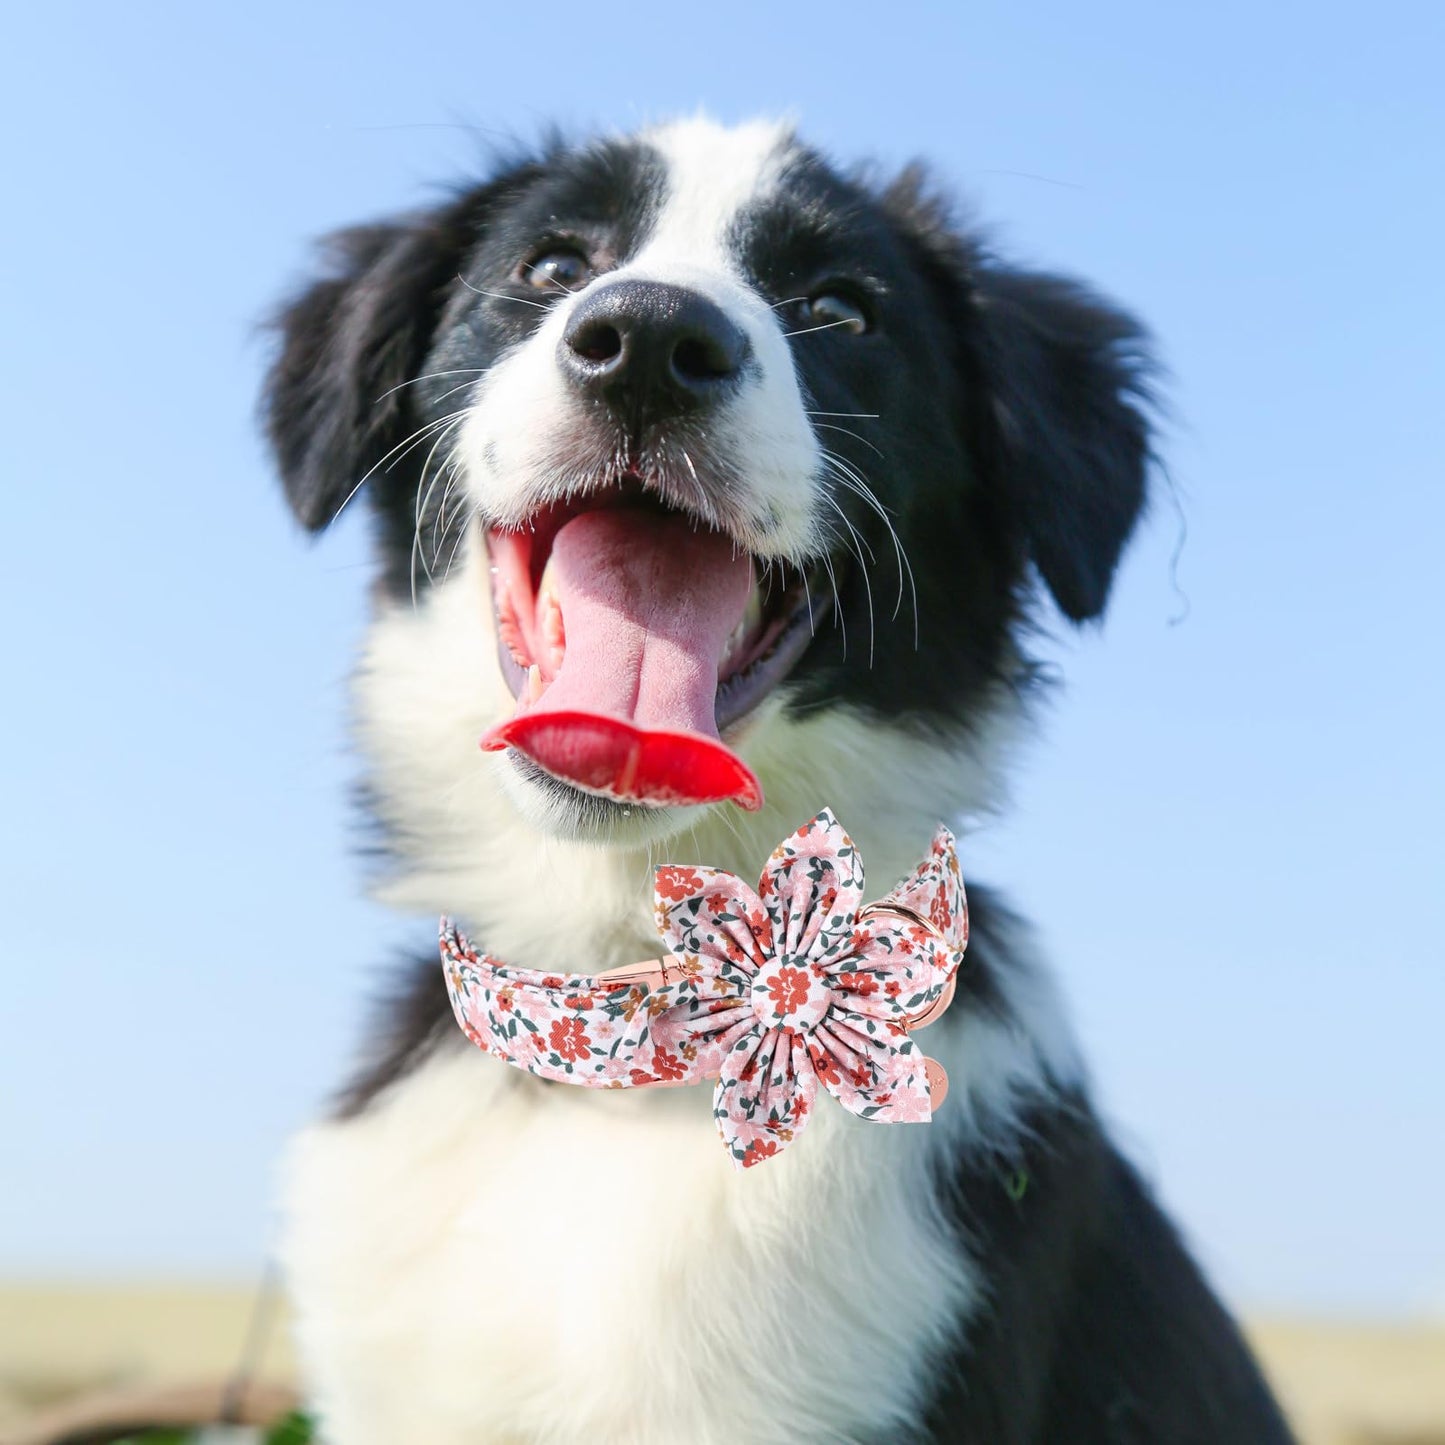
[536,559,566,676]
[719,579,765,670]
[744,582,764,634]
[526,664,544,702]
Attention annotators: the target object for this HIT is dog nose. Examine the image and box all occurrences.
[559,280,750,422]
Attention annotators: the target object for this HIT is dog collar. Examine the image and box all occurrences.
[441,808,968,1169]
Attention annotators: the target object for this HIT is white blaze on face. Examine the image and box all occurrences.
[459,117,824,563]
[636,116,790,266]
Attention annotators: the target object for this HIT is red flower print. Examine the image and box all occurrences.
[766,965,811,1018]
[742,1139,782,1167]
[810,1047,842,1088]
[657,866,703,903]
[548,1017,591,1063]
[439,812,965,1172]
[651,1046,686,1081]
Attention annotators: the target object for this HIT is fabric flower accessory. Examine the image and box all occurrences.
[441,809,968,1169]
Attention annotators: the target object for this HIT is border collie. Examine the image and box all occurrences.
[263,118,1293,1444]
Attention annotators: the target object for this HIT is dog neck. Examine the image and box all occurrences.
[353,547,1022,973]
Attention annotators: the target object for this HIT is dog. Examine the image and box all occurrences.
[262,117,1294,1444]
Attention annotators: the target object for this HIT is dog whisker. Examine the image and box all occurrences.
[820,448,918,644]
[429,377,487,406]
[811,421,885,460]
[374,368,489,404]
[412,415,469,602]
[329,410,469,526]
[780,318,860,339]
[457,276,551,309]
[520,261,577,297]
[822,497,877,666]
[430,461,469,574]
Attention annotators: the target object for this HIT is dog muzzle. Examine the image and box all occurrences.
[441,808,968,1169]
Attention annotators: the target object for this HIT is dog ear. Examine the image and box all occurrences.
[967,266,1154,621]
[881,170,1155,622]
[263,177,530,532]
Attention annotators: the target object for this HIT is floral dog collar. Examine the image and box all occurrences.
[441,809,968,1169]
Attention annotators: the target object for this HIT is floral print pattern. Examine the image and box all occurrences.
[441,809,968,1169]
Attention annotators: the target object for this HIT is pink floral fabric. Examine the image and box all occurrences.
[442,809,968,1168]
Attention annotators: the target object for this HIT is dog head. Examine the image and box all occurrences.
[263,119,1152,940]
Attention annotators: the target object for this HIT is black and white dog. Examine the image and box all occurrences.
[263,119,1293,1443]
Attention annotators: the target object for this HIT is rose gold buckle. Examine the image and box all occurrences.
[594,957,675,991]
[923,1056,950,1109]
[857,901,939,936]
[856,902,958,1034]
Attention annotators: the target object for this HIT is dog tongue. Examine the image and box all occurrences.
[481,509,763,810]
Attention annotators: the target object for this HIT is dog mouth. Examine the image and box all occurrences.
[480,478,827,812]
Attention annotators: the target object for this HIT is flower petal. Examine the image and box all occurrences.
[808,1013,933,1124]
[713,1026,819,1169]
[886,824,969,952]
[655,865,772,978]
[757,809,866,968]
[826,912,953,1023]
[651,997,755,1082]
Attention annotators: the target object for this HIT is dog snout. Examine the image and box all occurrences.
[559,280,751,423]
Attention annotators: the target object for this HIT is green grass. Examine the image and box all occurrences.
[113,1413,315,1445]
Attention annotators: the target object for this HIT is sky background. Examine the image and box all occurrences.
[2,1,1442,1317]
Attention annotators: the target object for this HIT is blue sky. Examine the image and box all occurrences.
[2,1,1442,1315]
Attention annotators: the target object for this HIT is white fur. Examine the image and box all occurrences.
[284,869,1075,1445]
[282,118,1086,1443]
[639,117,791,267]
[284,551,1078,1443]
[459,118,822,564]
[352,528,1019,940]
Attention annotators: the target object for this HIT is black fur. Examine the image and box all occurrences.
[264,137,1151,715]
[263,129,1291,1444]
[921,1090,1292,1444]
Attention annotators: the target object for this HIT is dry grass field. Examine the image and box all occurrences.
[1,1285,1441,1444]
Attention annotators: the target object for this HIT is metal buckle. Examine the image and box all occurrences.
[594,957,675,991]
[856,901,958,1033]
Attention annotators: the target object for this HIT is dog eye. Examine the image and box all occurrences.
[805,291,870,335]
[523,249,593,293]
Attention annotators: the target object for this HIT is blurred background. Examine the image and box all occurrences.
[2,2,1442,1441]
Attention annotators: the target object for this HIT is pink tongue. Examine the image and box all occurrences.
[481,510,763,810]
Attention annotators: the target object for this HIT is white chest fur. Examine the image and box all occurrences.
[282,921,1075,1445]
[285,1047,971,1445]
[284,562,1075,1442]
